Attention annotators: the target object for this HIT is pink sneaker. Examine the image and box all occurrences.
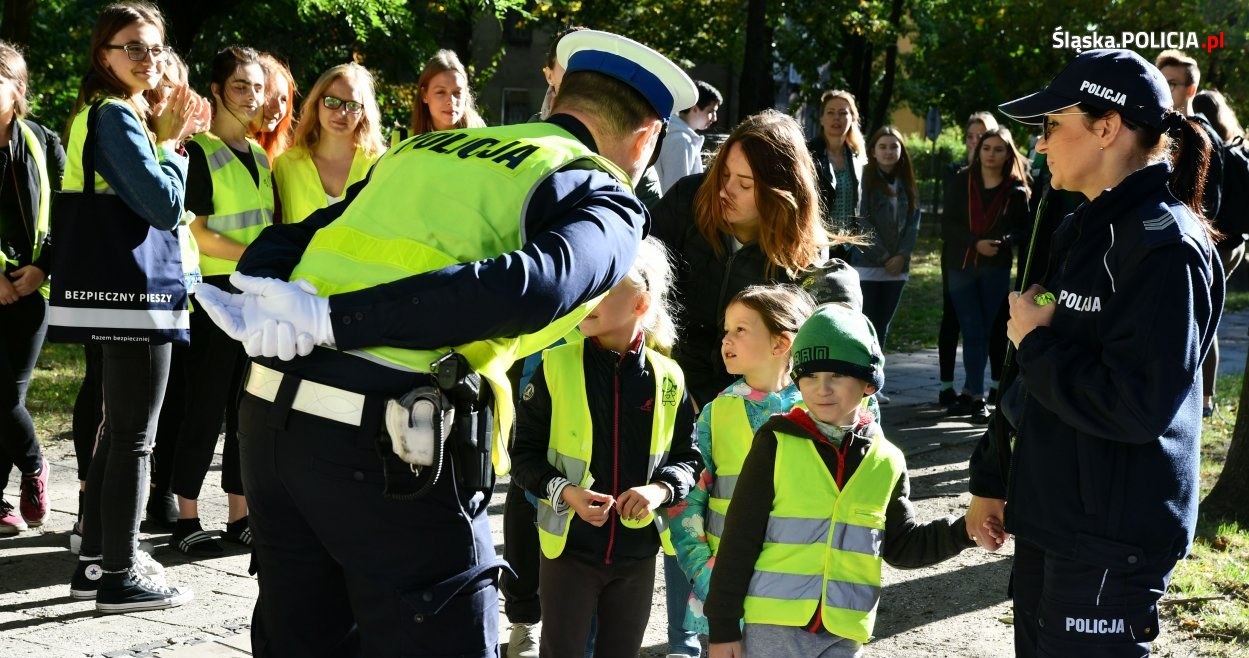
[20,458,49,527]
[0,499,26,535]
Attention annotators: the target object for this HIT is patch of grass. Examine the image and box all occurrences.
[28,342,85,444]
[1226,291,1249,313]
[1164,374,1249,657]
[885,236,943,353]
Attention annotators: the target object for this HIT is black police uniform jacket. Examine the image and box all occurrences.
[970,162,1223,568]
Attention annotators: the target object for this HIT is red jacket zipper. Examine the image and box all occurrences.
[605,360,621,565]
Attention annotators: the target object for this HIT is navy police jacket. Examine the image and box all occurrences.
[972,162,1223,568]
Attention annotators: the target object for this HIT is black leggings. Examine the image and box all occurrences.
[170,297,246,501]
[0,294,47,487]
[81,342,171,571]
[72,343,104,481]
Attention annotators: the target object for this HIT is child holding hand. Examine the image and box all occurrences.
[510,238,703,658]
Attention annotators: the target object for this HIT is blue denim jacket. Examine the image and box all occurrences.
[89,101,188,230]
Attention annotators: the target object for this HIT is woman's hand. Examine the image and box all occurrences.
[150,83,196,147]
[709,641,744,658]
[975,239,1002,257]
[560,485,614,527]
[884,254,907,275]
[9,265,45,297]
[0,274,18,304]
[1008,284,1057,348]
[966,495,1010,551]
[179,92,212,141]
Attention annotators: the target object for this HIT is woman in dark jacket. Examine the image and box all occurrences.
[652,109,857,408]
[941,128,1029,421]
[806,89,866,260]
[969,48,1222,658]
[0,40,65,535]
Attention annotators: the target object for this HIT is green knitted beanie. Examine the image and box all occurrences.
[790,304,885,390]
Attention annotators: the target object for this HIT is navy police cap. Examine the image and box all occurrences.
[557,30,697,119]
[999,49,1171,130]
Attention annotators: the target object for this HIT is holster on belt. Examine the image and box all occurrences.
[379,350,494,500]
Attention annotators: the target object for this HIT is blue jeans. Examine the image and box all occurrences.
[947,266,1010,397]
[665,553,700,656]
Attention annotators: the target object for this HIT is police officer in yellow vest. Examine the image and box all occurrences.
[193,31,696,658]
[704,305,975,658]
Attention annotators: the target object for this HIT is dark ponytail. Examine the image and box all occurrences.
[1080,103,1216,240]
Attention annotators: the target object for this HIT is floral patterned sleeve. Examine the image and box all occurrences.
[668,403,717,596]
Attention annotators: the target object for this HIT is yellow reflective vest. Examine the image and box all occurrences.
[0,119,52,296]
[742,427,904,644]
[704,396,754,553]
[288,122,630,475]
[190,133,274,276]
[273,144,377,224]
[534,340,684,559]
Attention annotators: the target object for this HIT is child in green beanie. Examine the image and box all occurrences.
[704,304,975,658]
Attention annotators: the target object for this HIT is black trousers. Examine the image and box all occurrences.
[0,293,47,487]
[938,269,960,383]
[150,343,187,496]
[502,479,543,623]
[72,343,104,480]
[1012,539,1172,658]
[81,342,171,571]
[538,553,655,658]
[170,294,246,501]
[239,385,502,658]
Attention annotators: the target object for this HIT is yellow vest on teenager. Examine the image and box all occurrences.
[703,396,755,553]
[189,133,274,276]
[273,144,377,223]
[742,428,904,644]
[534,340,683,559]
[288,123,630,475]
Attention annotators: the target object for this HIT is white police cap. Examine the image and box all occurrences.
[557,30,697,119]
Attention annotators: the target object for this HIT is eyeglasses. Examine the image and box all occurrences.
[322,96,363,114]
[104,44,168,61]
[1042,111,1087,141]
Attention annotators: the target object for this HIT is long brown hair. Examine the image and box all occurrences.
[862,126,918,213]
[693,110,826,279]
[257,53,297,161]
[410,49,484,134]
[972,127,1031,202]
[0,41,30,118]
[70,1,166,126]
[291,63,386,159]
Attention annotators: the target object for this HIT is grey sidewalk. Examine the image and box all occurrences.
[2,310,1244,657]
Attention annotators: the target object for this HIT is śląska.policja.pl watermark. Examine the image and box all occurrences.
[1053,28,1227,53]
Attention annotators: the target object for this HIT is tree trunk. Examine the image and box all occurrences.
[159,1,241,52]
[1200,346,1249,524]
[0,0,36,47]
[738,0,773,122]
[869,0,905,134]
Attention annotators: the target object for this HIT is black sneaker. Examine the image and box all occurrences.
[96,568,192,613]
[222,517,253,547]
[146,491,179,530]
[971,399,993,424]
[945,393,974,416]
[938,388,958,406]
[70,556,104,600]
[172,519,223,556]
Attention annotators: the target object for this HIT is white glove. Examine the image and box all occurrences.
[229,272,335,360]
[193,281,246,339]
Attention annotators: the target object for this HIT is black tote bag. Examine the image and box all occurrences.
[46,101,190,345]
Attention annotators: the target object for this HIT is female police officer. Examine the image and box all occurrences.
[966,49,1221,657]
[195,31,696,658]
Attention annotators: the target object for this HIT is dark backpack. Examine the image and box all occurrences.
[1218,135,1249,245]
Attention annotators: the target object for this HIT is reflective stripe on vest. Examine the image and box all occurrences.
[535,340,684,560]
[190,134,274,276]
[273,144,377,224]
[742,427,903,644]
[705,396,754,553]
[288,123,630,477]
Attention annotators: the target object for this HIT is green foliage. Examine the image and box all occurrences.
[904,127,963,210]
